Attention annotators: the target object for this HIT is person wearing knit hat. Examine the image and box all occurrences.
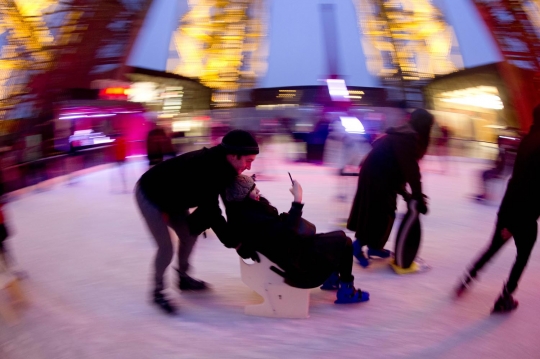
[220,129,259,156]
[225,174,256,202]
[347,108,433,268]
[135,129,259,315]
[224,176,370,304]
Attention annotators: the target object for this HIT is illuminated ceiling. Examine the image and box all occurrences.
[438,86,504,110]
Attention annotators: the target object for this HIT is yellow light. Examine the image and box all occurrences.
[439,86,504,110]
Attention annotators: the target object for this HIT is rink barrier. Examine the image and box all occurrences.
[0,145,118,194]
[239,252,310,319]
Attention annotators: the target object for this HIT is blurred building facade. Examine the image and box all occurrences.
[2,0,540,149]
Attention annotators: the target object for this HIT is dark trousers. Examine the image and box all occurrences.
[291,231,354,287]
[311,231,354,282]
[337,236,354,282]
[356,211,396,251]
[135,184,198,291]
[469,218,537,294]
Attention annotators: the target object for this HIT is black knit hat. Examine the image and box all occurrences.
[225,175,256,202]
[220,129,259,155]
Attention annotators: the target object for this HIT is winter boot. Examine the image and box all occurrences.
[454,272,475,297]
[152,290,177,315]
[335,281,370,304]
[320,272,340,290]
[178,274,208,291]
[492,286,518,313]
[367,248,392,259]
[353,240,369,268]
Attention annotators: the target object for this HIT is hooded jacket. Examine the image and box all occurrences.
[347,110,432,247]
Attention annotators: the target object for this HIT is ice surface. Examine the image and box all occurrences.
[1,153,539,359]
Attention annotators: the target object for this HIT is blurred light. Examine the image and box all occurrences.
[340,116,365,134]
[59,113,116,120]
[256,104,298,109]
[172,121,192,132]
[439,86,504,110]
[103,87,128,95]
[327,79,350,101]
[172,0,265,91]
[128,82,159,103]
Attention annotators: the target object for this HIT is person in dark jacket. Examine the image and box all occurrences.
[455,105,540,313]
[146,127,175,167]
[347,108,434,267]
[224,174,369,304]
[136,129,259,314]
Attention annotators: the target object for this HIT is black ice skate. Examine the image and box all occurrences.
[179,274,208,291]
[152,291,177,315]
[492,288,518,314]
[455,272,475,297]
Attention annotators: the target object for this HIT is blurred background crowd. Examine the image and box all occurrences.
[0,0,538,193]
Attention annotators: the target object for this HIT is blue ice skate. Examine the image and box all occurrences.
[320,272,340,290]
[335,281,370,304]
[353,240,369,268]
[367,248,392,259]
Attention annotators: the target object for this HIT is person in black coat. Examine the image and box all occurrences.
[224,174,369,304]
[455,105,540,313]
[347,109,434,267]
[136,130,259,314]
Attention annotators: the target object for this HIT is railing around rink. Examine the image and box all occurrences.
[1,144,118,193]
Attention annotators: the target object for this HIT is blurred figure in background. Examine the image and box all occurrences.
[347,109,434,268]
[474,131,520,202]
[0,174,23,278]
[135,129,259,314]
[434,125,451,173]
[146,127,175,168]
[23,132,47,190]
[0,196,12,270]
[224,175,369,304]
[455,105,540,313]
[112,134,128,192]
[306,116,331,164]
[66,141,82,185]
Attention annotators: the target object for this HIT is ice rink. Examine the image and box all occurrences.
[1,148,540,359]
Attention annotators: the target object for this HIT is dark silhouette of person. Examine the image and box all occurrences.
[455,105,540,313]
[135,130,259,314]
[347,109,434,267]
[146,127,175,168]
[224,175,369,304]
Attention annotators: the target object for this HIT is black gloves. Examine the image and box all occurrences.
[412,193,429,215]
[401,191,412,203]
[236,243,260,262]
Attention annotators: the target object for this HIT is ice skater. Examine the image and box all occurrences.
[455,105,540,313]
[136,129,259,314]
[474,133,519,202]
[224,175,369,304]
[347,109,433,267]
